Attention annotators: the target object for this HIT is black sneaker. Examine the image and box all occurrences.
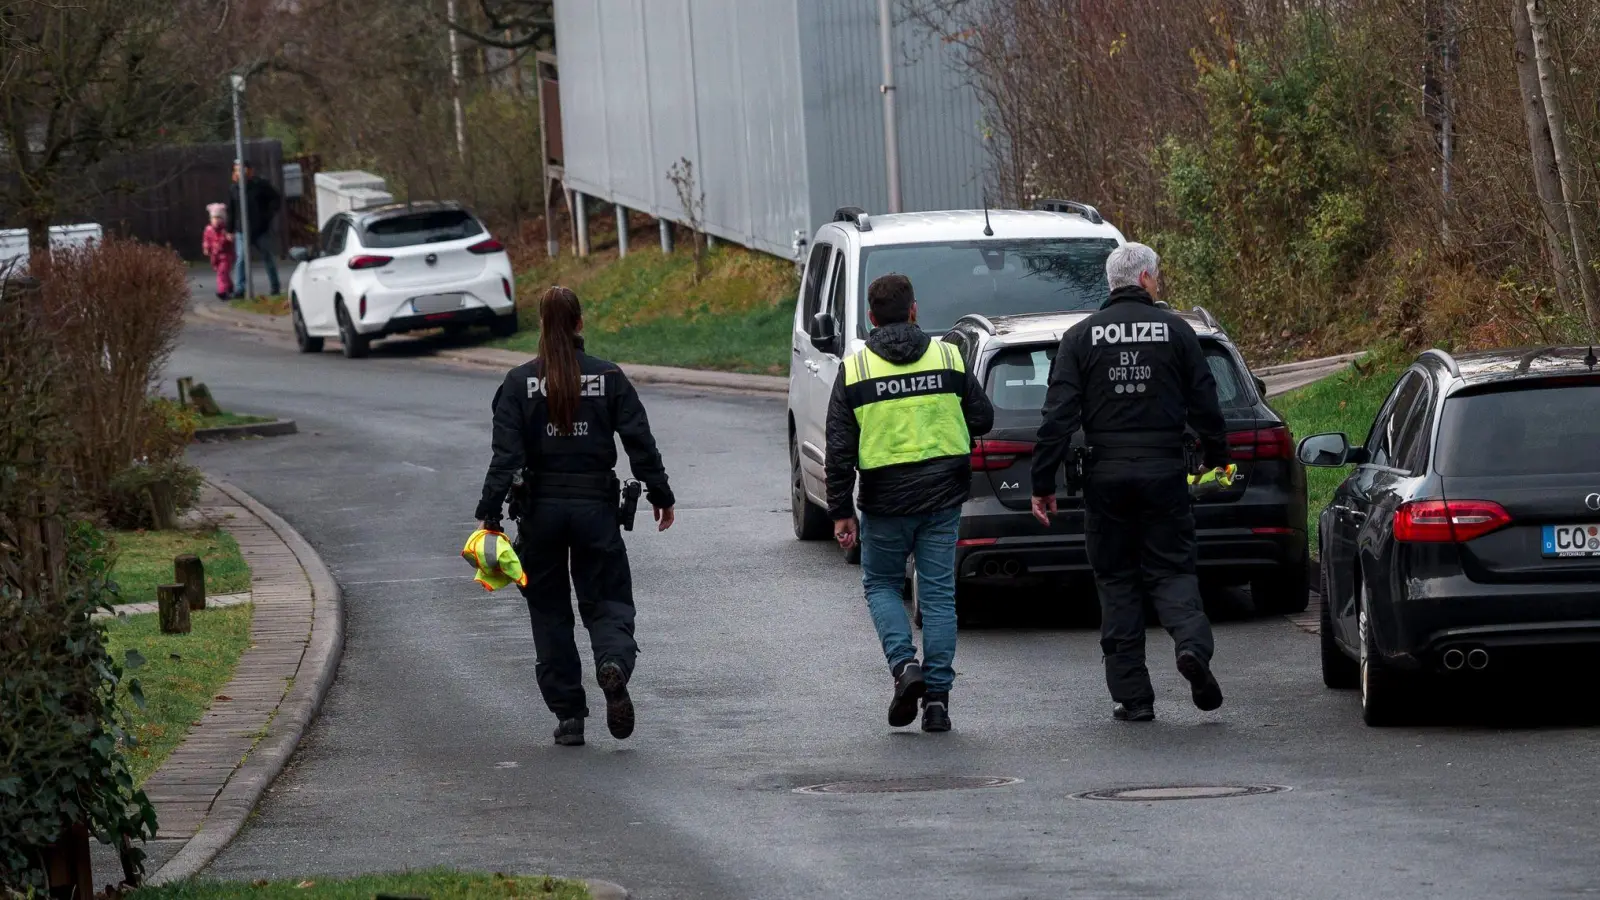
[921,693,951,733]
[597,661,635,740]
[1113,703,1155,722]
[888,660,927,727]
[554,718,585,746]
[1177,650,1224,712]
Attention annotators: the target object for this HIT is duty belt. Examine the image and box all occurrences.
[525,470,619,501]
[1084,430,1185,461]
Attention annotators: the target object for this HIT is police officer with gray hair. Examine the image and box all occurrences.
[1029,242,1228,721]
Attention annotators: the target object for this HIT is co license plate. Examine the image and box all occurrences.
[412,293,464,315]
[1542,524,1600,557]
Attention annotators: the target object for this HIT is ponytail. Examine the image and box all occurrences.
[537,285,583,433]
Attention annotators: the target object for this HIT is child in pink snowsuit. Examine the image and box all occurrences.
[202,203,236,299]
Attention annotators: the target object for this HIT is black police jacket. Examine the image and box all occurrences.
[825,322,994,520]
[1031,286,1228,494]
[475,339,674,521]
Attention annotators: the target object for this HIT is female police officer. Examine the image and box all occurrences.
[476,285,676,747]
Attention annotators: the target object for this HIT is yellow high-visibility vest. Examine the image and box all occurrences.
[842,340,970,470]
[461,528,528,591]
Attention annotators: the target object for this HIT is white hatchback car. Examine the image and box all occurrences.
[287,202,517,358]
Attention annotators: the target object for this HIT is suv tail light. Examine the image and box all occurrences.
[1228,425,1292,460]
[970,439,1033,472]
[502,277,512,300]
[1394,499,1511,543]
[348,254,392,270]
[468,238,505,254]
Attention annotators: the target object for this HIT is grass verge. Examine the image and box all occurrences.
[229,294,290,316]
[197,411,275,428]
[129,869,591,899]
[110,528,252,606]
[495,243,796,375]
[1271,354,1409,541]
[102,605,254,786]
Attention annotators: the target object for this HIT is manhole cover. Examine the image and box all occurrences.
[1073,784,1290,801]
[794,775,1022,795]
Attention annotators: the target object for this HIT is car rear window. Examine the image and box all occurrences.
[1435,383,1600,476]
[361,210,484,248]
[985,340,1253,417]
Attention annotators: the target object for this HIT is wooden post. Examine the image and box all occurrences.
[188,382,223,416]
[158,583,190,634]
[43,821,93,900]
[176,376,194,409]
[175,553,206,610]
[146,482,177,531]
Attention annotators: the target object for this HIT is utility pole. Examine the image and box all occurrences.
[231,73,252,300]
[878,0,902,213]
[447,0,468,160]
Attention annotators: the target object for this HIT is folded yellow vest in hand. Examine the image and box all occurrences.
[462,528,528,591]
[1188,464,1239,496]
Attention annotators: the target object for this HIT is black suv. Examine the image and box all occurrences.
[1300,347,1600,726]
[924,310,1309,620]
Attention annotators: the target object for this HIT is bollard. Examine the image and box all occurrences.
[660,219,674,254]
[158,583,191,634]
[175,553,206,610]
[616,204,629,258]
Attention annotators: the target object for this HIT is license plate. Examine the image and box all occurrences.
[1542,524,1600,557]
[412,293,463,314]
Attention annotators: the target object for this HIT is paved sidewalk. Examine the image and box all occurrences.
[97,479,344,886]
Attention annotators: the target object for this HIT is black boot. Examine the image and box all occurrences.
[1113,703,1155,722]
[888,660,926,727]
[554,718,585,746]
[1177,650,1224,711]
[921,692,951,733]
[597,660,635,740]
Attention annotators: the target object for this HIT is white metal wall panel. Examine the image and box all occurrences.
[598,0,651,212]
[555,0,611,197]
[641,0,698,222]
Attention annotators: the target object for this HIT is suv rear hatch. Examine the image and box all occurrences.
[1435,378,1600,583]
[359,209,491,290]
[976,338,1281,510]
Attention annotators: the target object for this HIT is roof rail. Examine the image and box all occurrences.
[1190,305,1220,330]
[1033,198,1104,225]
[833,206,872,232]
[955,313,996,334]
[1422,348,1461,377]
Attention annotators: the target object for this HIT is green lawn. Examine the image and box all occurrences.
[494,243,796,375]
[129,870,590,900]
[229,294,290,316]
[101,605,254,786]
[110,528,252,606]
[197,411,274,428]
[1271,355,1409,543]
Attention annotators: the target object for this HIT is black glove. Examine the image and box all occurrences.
[482,518,502,534]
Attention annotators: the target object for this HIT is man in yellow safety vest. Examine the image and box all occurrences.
[825,273,994,733]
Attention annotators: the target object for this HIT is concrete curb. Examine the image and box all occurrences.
[189,300,788,395]
[146,478,345,885]
[192,419,299,441]
[585,879,630,900]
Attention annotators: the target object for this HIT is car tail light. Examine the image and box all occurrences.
[970,439,1034,472]
[348,254,392,270]
[468,238,505,254]
[957,537,998,547]
[1394,499,1511,543]
[359,295,367,318]
[1229,425,1293,460]
[502,277,512,300]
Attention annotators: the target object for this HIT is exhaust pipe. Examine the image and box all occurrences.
[1467,648,1489,671]
[1442,648,1465,671]
[1001,559,1022,577]
[981,560,1001,577]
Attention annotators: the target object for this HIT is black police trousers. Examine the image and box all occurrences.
[1083,458,1215,707]
[515,498,637,720]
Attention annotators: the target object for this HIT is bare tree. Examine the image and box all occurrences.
[1512,0,1576,305]
[1526,0,1599,330]
[667,157,707,284]
[444,0,553,50]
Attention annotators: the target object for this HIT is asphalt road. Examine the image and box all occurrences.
[176,320,1600,899]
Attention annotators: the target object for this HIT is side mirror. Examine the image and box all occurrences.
[1297,432,1354,467]
[1253,375,1268,397]
[810,312,842,356]
[289,246,313,262]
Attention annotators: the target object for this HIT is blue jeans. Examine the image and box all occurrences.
[860,506,960,694]
[233,232,280,295]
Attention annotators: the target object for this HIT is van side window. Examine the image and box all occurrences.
[827,248,847,335]
[801,242,833,333]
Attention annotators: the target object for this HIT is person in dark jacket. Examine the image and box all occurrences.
[476,286,676,747]
[826,274,994,732]
[1030,242,1228,722]
[226,163,283,296]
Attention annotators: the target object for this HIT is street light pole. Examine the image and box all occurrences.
[230,73,252,300]
[878,0,902,214]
